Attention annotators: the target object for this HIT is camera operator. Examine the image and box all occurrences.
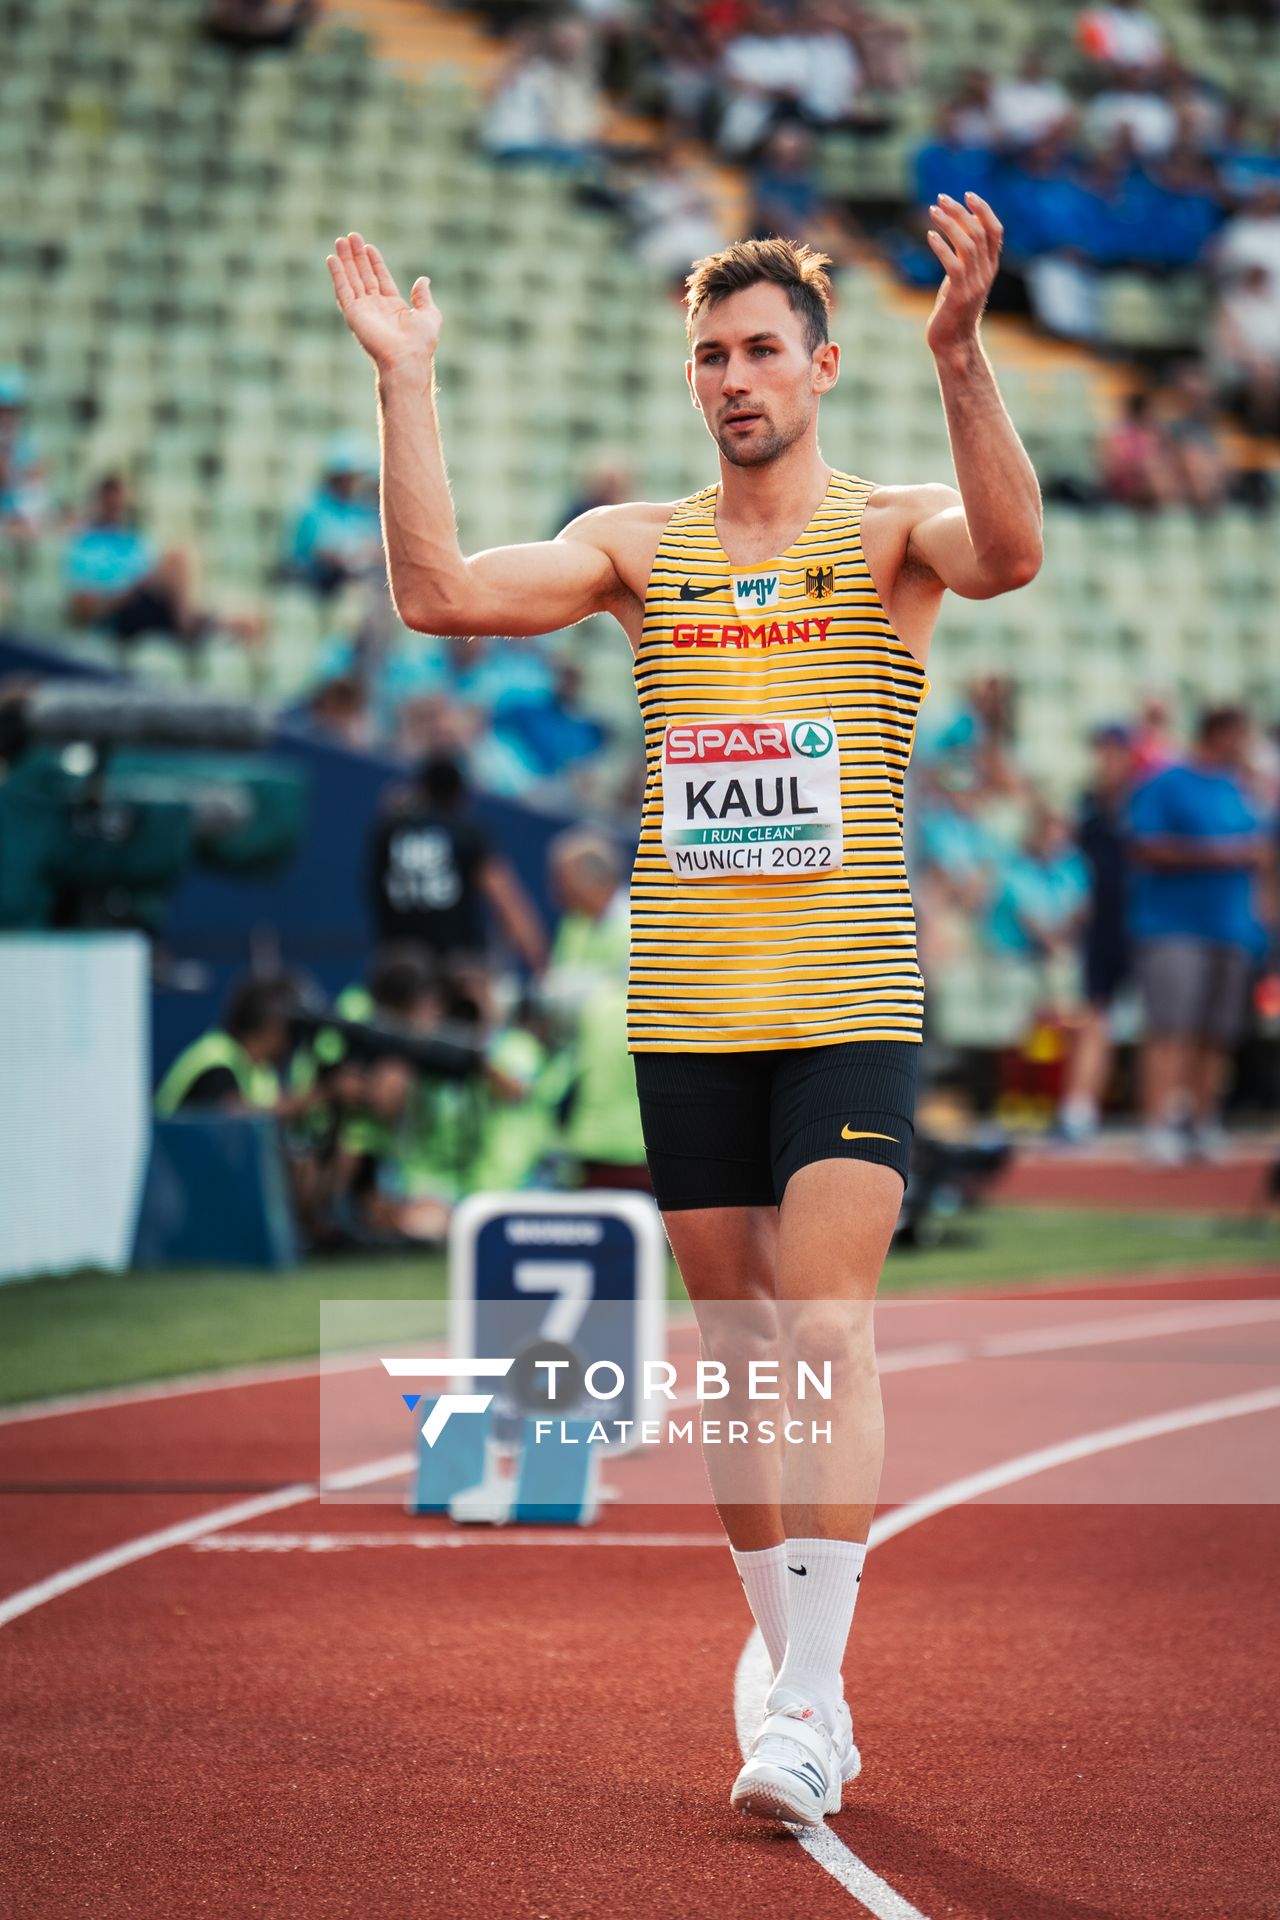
[154,972,336,1242]
[155,974,310,1118]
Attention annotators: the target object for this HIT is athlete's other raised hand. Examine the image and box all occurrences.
[923,191,1003,361]
[326,233,441,375]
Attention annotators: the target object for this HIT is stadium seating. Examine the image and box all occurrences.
[1,0,1276,798]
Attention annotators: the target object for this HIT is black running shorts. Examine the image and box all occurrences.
[632,1039,920,1212]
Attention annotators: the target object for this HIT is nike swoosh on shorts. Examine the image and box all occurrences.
[840,1127,899,1142]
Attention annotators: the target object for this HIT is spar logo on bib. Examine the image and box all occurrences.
[733,571,780,611]
[791,719,834,758]
[665,720,791,764]
[660,712,844,878]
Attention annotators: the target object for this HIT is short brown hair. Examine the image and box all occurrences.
[685,237,834,356]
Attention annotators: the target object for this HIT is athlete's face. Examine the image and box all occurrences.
[686,283,839,468]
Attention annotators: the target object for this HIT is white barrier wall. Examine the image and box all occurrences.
[0,933,149,1284]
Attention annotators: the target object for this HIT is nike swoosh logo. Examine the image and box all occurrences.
[678,580,728,600]
[787,1564,807,1576]
[840,1127,899,1143]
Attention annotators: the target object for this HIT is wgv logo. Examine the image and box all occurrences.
[733,571,780,611]
[382,1356,513,1445]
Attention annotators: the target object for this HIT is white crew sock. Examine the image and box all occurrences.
[729,1542,790,1678]
[769,1537,867,1731]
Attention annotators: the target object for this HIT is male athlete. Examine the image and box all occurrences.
[328,195,1042,1827]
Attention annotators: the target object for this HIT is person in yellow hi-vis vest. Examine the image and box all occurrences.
[539,827,649,1189]
[330,205,1043,1825]
[155,976,300,1117]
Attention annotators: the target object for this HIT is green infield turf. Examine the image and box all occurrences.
[0,1206,1272,1407]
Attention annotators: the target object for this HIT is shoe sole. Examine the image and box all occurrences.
[731,1769,839,1828]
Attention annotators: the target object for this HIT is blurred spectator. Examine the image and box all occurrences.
[302,674,376,751]
[1129,705,1275,1162]
[0,367,52,540]
[1162,364,1229,510]
[286,436,382,600]
[717,4,812,156]
[1101,391,1175,508]
[915,762,1003,977]
[368,749,547,972]
[1083,71,1177,159]
[559,454,636,530]
[481,22,602,168]
[64,474,260,658]
[205,0,316,51]
[750,123,824,243]
[984,801,1090,1008]
[792,1,867,131]
[989,50,1075,152]
[914,102,997,216]
[1214,182,1280,279]
[496,656,607,790]
[540,827,631,1019]
[845,3,914,93]
[1075,1,1168,72]
[946,69,997,147]
[1131,691,1180,779]
[625,149,725,287]
[1212,260,1280,434]
[1216,108,1280,203]
[1059,724,1136,1142]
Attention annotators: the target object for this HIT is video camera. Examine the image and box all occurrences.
[288,1001,486,1083]
[0,680,305,932]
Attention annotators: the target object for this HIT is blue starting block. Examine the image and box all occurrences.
[408,1397,600,1527]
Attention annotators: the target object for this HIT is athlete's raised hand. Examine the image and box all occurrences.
[326,232,442,375]
[923,192,1003,359]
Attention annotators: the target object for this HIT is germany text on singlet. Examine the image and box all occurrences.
[627,470,929,1053]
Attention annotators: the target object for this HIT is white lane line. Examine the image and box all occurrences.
[733,1379,1280,1919]
[193,1531,727,1552]
[733,1631,927,1920]
[3,1272,1275,1427]
[4,1304,1278,1628]
[869,1382,1280,1549]
[0,1349,402,1428]
[0,1484,314,1630]
[877,1297,1280,1373]
[0,1452,408,1630]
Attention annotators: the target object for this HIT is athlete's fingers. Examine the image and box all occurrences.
[925,228,962,275]
[930,199,979,256]
[333,235,363,301]
[963,190,1004,245]
[347,231,381,298]
[325,253,354,310]
[365,243,400,301]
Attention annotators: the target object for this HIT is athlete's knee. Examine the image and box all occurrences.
[778,1298,877,1394]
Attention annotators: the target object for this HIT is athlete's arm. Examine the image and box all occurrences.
[906,192,1043,600]
[327,233,624,635]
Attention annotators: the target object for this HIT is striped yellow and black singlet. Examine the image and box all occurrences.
[627,469,929,1053]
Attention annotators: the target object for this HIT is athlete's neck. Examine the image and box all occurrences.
[714,441,833,562]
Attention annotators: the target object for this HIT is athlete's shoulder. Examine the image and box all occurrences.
[557,499,684,549]
[862,480,962,523]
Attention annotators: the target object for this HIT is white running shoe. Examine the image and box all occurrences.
[730,1702,842,1827]
[1143,1123,1187,1167]
[833,1697,862,1783]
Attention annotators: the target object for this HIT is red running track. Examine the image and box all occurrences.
[1,1270,1278,1920]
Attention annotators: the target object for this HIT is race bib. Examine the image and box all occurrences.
[660,715,843,879]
